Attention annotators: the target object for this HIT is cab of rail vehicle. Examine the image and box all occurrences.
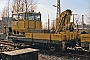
[12,10,42,35]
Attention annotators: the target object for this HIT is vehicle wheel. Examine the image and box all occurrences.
[49,44,56,51]
[13,31,16,34]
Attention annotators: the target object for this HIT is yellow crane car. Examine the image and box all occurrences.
[10,9,90,51]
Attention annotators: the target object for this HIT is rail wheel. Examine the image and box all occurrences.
[49,44,56,51]
[13,31,16,34]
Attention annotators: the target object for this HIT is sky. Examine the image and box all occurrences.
[37,0,89,25]
[0,0,89,25]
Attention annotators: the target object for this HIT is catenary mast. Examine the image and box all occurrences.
[56,0,61,30]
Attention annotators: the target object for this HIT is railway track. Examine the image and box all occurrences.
[0,40,90,60]
[38,49,90,60]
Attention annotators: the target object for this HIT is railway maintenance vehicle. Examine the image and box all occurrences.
[9,9,90,51]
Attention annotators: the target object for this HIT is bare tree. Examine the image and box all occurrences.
[27,0,37,11]
[1,6,9,18]
[13,0,37,13]
[1,0,37,19]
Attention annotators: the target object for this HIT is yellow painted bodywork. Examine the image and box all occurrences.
[51,34,62,41]
[33,33,50,40]
[12,20,42,33]
[25,31,78,41]
[24,20,28,28]
[36,21,42,30]
[80,34,90,42]
[18,21,24,28]
[70,32,74,40]
[28,21,35,29]
[25,33,32,38]
[12,20,27,32]
[25,33,50,40]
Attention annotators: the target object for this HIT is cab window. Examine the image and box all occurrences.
[19,13,24,20]
[28,14,34,20]
[35,14,41,21]
[13,14,18,20]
